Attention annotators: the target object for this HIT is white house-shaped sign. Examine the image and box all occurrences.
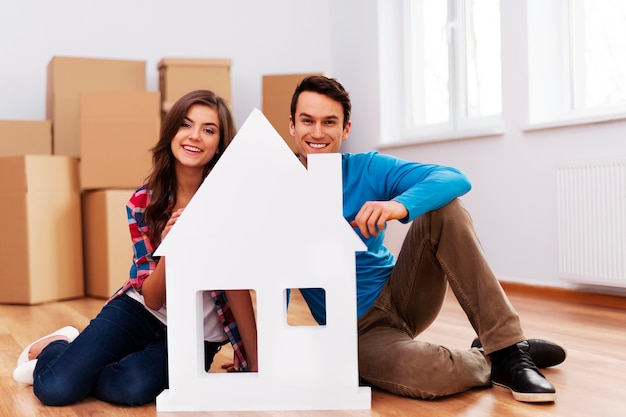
[154,109,371,412]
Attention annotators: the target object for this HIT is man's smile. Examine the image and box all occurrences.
[307,142,329,149]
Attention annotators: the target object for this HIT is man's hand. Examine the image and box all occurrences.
[350,200,408,238]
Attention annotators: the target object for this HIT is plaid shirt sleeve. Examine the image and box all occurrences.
[109,186,158,300]
[127,186,158,293]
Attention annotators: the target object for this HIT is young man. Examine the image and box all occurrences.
[288,75,565,403]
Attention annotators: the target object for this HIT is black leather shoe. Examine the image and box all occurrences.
[471,338,567,368]
[490,345,556,403]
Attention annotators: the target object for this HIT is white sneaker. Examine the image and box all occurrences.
[13,360,37,385]
[13,326,79,385]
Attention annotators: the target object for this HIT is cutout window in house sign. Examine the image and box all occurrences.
[201,289,257,374]
[286,288,326,326]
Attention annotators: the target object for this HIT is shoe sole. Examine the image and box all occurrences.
[493,382,556,403]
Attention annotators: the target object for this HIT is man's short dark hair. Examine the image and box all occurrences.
[290,75,351,128]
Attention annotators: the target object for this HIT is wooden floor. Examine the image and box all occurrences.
[2,285,625,417]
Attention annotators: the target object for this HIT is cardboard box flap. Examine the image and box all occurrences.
[46,56,147,156]
[0,155,78,193]
[0,119,52,156]
[80,91,160,120]
[158,58,231,69]
[263,73,324,97]
[49,56,146,88]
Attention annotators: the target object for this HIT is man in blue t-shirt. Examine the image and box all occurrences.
[287,75,566,403]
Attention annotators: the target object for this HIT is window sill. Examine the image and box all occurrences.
[524,111,626,132]
[377,125,505,150]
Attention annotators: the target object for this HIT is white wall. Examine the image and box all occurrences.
[2,0,625,292]
[328,0,381,154]
[0,0,332,127]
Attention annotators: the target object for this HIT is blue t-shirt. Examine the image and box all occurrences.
[300,151,471,324]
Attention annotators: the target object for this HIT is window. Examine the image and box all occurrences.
[286,288,325,326]
[527,0,626,126]
[378,0,502,145]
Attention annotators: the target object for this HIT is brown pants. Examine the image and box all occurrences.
[357,199,524,399]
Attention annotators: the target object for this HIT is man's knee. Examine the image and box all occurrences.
[434,198,467,218]
[429,198,474,232]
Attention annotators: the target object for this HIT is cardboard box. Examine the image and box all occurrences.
[79,91,159,190]
[158,58,231,113]
[0,156,84,304]
[46,56,146,156]
[82,189,134,298]
[262,73,323,152]
[0,119,52,156]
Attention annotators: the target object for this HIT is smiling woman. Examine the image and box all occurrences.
[11,90,258,407]
[170,104,221,174]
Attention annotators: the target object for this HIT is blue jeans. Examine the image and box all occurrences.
[33,294,168,406]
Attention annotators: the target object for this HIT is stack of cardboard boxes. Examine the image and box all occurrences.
[60,57,157,300]
[0,56,233,304]
[0,154,82,304]
[0,56,153,304]
[80,89,160,298]
[0,55,318,305]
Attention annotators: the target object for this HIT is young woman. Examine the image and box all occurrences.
[13,90,257,406]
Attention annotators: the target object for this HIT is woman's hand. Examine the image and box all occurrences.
[143,208,184,311]
[161,208,184,241]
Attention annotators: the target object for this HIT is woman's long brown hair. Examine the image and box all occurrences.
[144,90,237,245]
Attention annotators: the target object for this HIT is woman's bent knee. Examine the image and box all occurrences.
[34,380,87,406]
[94,378,164,406]
[93,363,167,406]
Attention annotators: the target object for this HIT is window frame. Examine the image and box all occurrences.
[377,0,504,148]
[525,0,626,131]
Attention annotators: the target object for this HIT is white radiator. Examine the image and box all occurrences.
[557,158,626,288]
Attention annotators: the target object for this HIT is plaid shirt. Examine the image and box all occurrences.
[110,185,249,371]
